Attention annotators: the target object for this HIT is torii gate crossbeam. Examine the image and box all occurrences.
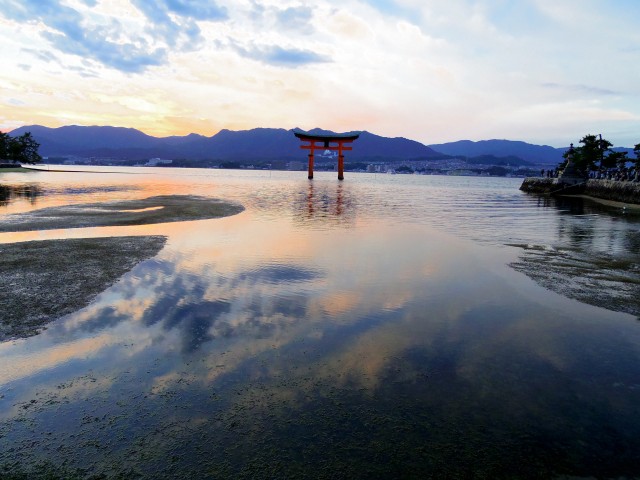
[294,129,360,180]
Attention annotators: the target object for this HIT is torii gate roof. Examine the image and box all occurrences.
[293,128,361,142]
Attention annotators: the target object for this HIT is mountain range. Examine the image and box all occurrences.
[428,139,564,165]
[9,124,572,165]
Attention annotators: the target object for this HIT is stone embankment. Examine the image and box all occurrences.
[520,178,640,205]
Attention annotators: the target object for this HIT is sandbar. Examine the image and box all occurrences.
[0,194,244,232]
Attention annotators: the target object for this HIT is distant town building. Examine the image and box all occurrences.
[146,158,173,166]
[287,161,305,171]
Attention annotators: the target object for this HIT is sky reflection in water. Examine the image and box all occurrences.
[1,169,640,478]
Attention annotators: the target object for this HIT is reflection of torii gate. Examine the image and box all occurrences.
[294,129,360,180]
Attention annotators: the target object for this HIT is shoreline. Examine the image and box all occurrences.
[568,194,640,211]
[520,177,640,207]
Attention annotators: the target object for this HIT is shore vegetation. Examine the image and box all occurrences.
[559,134,640,176]
[0,132,42,165]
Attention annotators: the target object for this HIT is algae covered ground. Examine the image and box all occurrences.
[0,194,244,232]
[509,243,640,319]
[0,195,244,340]
[0,167,35,173]
[0,236,166,341]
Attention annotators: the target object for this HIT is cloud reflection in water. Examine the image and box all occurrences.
[3,173,640,478]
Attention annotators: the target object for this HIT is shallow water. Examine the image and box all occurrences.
[1,168,640,478]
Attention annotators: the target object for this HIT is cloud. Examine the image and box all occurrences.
[158,0,228,21]
[43,28,168,73]
[243,3,316,35]
[361,0,423,25]
[363,0,405,16]
[6,98,26,106]
[275,6,314,33]
[66,64,100,79]
[0,0,228,73]
[126,0,228,66]
[1,0,81,32]
[231,42,331,67]
[541,82,619,97]
[129,0,228,53]
[247,0,265,20]
[22,48,59,64]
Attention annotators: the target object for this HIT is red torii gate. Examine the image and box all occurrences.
[294,129,360,180]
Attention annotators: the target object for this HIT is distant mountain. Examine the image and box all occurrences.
[12,125,159,150]
[612,147,636,157]
[428,139,566,165]
[9,125,444,162]
[18,125,621,166]
[350,131,443,159]
[161,132,208,146]
[205,128,299,158]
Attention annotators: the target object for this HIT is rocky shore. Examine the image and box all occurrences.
[520,178,640,205]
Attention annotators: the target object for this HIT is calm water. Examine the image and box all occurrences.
[1,168,640,479]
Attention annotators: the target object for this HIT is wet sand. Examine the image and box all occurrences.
[570,194,640,212]
[0,236,166,341]
[0,195,244,340]
[509,243,640,319]
[0,194,244,232]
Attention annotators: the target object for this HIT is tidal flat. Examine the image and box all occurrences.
[0,194,244,232]
[0,236,167,341]
[0,194,244,340]
[510,243,640,318]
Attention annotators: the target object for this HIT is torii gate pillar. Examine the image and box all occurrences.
[293,129,360,180]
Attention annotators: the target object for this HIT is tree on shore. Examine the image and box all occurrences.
[605,150,628,170]
[0,132,42,165]
[0,132,8,160]
[586,134,611,171]
[560,134,616,173]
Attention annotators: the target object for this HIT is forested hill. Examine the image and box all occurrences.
[9,125,444,162]
[428,139,566,165]
[10,125,598,165]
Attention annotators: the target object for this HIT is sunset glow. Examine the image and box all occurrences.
[1,0,639,147]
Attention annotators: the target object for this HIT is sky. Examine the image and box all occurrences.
[0,0,639,147]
